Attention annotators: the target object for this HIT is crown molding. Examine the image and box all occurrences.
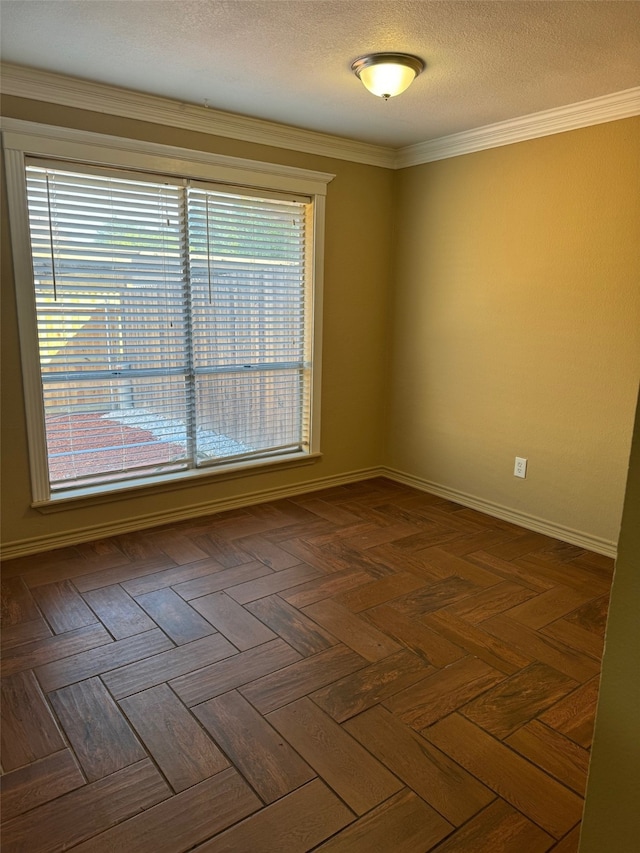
[2,63,639,171]
[395,87,640,167]
[0,63,396,169]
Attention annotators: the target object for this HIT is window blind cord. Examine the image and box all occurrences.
[160,185,173,328]
[205,193,213,305]
[44,174,58,302]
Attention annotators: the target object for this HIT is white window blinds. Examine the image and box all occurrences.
[25,162,313,491]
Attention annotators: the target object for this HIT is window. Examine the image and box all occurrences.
[3,121,332,504]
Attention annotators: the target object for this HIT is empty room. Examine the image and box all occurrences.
[1,1,639,851]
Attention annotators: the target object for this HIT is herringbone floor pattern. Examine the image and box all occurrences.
[1,479,612,852]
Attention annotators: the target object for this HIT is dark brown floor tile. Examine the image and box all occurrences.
[226,563,322,604]
[190,591,277,649]
[303,599,401,661]
[336,571,427,613]
[423,611,531,674]
[465,551,554,592]
[36,628,174,693]
[415,547,503,588]
[542,618,604,660]
[513,554,611,596]
[263,518,335,545]
[1,617,52,651]
[548,824,581,852]
[315,789,453,853]
[0,481,610,852]
[434,528,521,557]
[20,555,108,590]
[251,497,324,525]
[563,594,609,637]
[539,541,587,562]
[342,521,426,551]
[0,749,84,823]
[1,670,65,771]
[1,622,112,678]
[74,539,130,567]
[1,548,84,581]
[172,561,273,600]
[72,556,178,593]
[539,677,600,748]
[311,648,433,722]
[206,514,290,542]
[50,677,146,780]
[344,705,494,826]
[191,531,255,568]
[276,536,361,574]
[240,644,366,714]
[1,576,40,625]
[195,691,315,803]
[568,551,615,574]
[121,558,226,597]
[304,520,388,548]
[83,583,158,639]
[506,720,590,795]
[246,596,336,657]
[452,509,524,534]
[406,506,486,534]
[505,584,595,629]
[281,569,374,608]
[110,531,169,562]
[391,576,479,618]
[69,768,261,853]
[268,698,402,814]
[283,536,394,579]
[483,615,600,682]
[233,534,304,570]
[485,532,558,560]
[0,759,170,853]
[423,714,584,838]
[364,542,459,580]
[430,798,554,852]
[135,587,217,644]
[147,529,211,565]
[171,638,301,706]
[365,604,465,667]
[102,633,236,699]
[120,684,228,792]
[385,527,466,554]
[460,662,578,738]
[385,655,505,730]
[31,580,97,633]
[293,496,362,525]
[444,580,535,624]
[193,779,354,853]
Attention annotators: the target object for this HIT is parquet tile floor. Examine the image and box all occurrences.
[0,479,613,852]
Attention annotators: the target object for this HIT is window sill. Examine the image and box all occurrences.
[33,451,322,513]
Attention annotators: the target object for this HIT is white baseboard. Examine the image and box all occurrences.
[0,467,384,560]
[383,467,618,559]
[1,465,617,560]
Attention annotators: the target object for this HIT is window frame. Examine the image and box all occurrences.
[2,118,333,507]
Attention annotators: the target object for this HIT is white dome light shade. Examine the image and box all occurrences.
[351,53,425,100]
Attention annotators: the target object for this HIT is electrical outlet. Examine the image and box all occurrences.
[514,457,527,479]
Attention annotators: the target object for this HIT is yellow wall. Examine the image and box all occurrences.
[0,96,394,549]
[579,388,640,852]
[389,118,640,547]
[1,95,639,556]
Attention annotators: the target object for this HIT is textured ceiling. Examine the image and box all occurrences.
[1,0,639,147]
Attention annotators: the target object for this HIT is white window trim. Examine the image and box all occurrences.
[2,118,333,507]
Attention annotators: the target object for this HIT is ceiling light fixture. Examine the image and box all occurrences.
[351,52,425,100]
